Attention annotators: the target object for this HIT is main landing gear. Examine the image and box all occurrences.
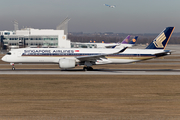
[12,67,15,70]
[83,66,93,71]
[10,63,15,70]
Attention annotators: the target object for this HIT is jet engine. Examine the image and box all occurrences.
[59,59,76,69]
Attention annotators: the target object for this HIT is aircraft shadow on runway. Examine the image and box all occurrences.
[0,68,178,72]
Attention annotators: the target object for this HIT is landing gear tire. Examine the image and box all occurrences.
[88,67,93,71]
[83,67,87,71]
[12,67,15,71]
[83,67,93,71]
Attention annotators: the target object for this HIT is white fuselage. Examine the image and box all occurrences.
[2,48,165,66]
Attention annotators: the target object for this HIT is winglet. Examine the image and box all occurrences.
[117,47,128,54]
[146,27,175,49]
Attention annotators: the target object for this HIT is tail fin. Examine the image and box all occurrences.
[121,35,131,44]
[146,27,175,49]
[129,36,138,44]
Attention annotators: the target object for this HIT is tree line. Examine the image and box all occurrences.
[68,34,180,44]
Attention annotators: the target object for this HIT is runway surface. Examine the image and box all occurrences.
[0,68,180,75]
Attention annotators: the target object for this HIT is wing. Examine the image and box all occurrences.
[76,47,128,62]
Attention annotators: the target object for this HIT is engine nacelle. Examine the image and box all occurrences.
[59,59,76,69]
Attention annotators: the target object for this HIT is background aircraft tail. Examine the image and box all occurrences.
[146,27,175,49]
[129,36,138,44]
[121,35,131,44]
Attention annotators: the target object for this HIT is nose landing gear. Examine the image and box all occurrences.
[10,63,15,70]
[12,67,15,70]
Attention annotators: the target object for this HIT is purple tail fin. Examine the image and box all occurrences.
[121,35,131,44]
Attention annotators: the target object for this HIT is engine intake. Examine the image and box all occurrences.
[59,59,76,69]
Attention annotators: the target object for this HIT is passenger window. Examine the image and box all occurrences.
[6,52,11,55]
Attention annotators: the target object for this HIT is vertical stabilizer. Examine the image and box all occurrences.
[129,36,138,44]
[121,35,131,44]
[146,27,175,49]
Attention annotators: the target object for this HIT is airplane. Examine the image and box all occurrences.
[112,35,138,48]
[87,35,131,48]
[71,35,132,48]
[87,35,138,49]
[104,4,116,8]
[1,27,175,71]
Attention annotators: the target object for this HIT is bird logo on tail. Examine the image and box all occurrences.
[153,32,166,48]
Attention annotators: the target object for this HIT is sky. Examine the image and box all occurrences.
[0,0,180,33]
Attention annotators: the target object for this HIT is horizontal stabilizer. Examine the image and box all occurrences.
[154,50,172,57]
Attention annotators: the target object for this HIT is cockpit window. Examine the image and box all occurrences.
[6,52,11,55]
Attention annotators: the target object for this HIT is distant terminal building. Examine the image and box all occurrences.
[0,17,71,50]
[0,28,70,49]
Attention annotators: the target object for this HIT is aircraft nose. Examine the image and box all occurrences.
[1,56,6,62]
